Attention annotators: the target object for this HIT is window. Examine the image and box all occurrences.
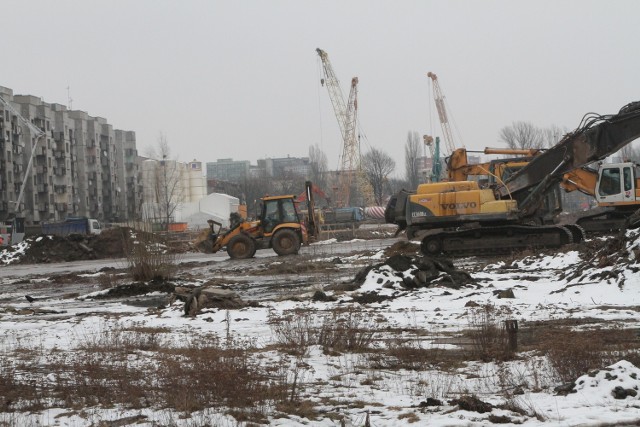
[598,168,621,196]
[624,167,633,191]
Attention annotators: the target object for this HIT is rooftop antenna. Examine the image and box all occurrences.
[67,85,73,110]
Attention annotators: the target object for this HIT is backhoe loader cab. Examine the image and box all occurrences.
[210,194,308,260]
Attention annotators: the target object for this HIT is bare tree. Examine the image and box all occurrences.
[541,124,568,148]
[145,134,185,229]
[308,144,328,190]
[619,142,640,162]
[361,148,396,206]
[241,170,272,218]
[405,131,421,190]
[500,122,544,150]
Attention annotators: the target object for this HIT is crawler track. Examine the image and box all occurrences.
[420,225,578,256]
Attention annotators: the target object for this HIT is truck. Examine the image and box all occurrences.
[41,217,102,237]
[386,101,640,255]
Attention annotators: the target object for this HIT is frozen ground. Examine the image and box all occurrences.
[1,233,640,426]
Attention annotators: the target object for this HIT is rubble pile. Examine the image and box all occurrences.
[351,253,477,296]
[561,229,640,286]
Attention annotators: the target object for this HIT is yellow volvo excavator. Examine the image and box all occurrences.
[386,101,640,255]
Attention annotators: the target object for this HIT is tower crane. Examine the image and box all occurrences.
[427,72,459,156]
[316,48,360,207]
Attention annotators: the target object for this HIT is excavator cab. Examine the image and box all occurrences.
[596,163,639,205]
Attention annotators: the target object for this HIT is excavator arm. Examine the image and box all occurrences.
[497,102,640,217]
[561,167,600,197]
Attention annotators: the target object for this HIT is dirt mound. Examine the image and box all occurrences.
[17,235,98,264]
[4,227,196,264]
[383,240,420,257]
[351,253,477,295]
[12,227,134,264]
[89,227,129,258]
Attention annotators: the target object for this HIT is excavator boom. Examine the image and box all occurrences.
[498,102,640,208]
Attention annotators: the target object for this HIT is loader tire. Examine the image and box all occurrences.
[272,229,301,256]
[227,234,256,259]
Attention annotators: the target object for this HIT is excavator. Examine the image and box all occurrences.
[558,162,640,232]
[448,146,640,233]
[386,101,640,255]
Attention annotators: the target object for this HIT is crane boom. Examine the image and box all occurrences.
[317,48,360,207]
[0,94,45,215]
[427,72,457,156]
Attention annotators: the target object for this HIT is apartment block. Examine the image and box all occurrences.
[0,85,141,224]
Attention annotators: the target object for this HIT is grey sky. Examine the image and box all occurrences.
[3,0,639,176]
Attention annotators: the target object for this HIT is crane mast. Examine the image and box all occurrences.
[423,135,442,182]
[317,48,360,207]
[427,72,457,156]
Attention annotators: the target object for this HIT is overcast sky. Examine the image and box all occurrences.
[2,0,639,176]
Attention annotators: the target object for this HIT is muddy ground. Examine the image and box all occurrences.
[3,224,397,265]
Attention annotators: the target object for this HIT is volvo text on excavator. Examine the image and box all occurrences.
[385,101,640,255]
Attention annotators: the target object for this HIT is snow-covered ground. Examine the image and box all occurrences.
[1,233,640,426]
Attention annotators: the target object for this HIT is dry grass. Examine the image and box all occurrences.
[0,325,291,421]
[3,303,640,425]
[465,304,515,362]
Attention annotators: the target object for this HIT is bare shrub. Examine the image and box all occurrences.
[96,271,118,289]
[122,226,177,281]
[269,306,377,355]
[371,337,463,371]
[269,308,320,356]
[157,337,280,415]
[318,307,376,353]
[466,304,513,362]
[537,327,640,383]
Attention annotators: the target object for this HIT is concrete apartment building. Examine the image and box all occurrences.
[0,85,142,224]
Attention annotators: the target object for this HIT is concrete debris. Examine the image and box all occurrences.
[352,253,477,293]
[184,286,246,316]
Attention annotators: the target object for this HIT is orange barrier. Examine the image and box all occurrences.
[167,222,188,232]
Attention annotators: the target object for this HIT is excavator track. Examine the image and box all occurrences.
[420,225,577,256]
